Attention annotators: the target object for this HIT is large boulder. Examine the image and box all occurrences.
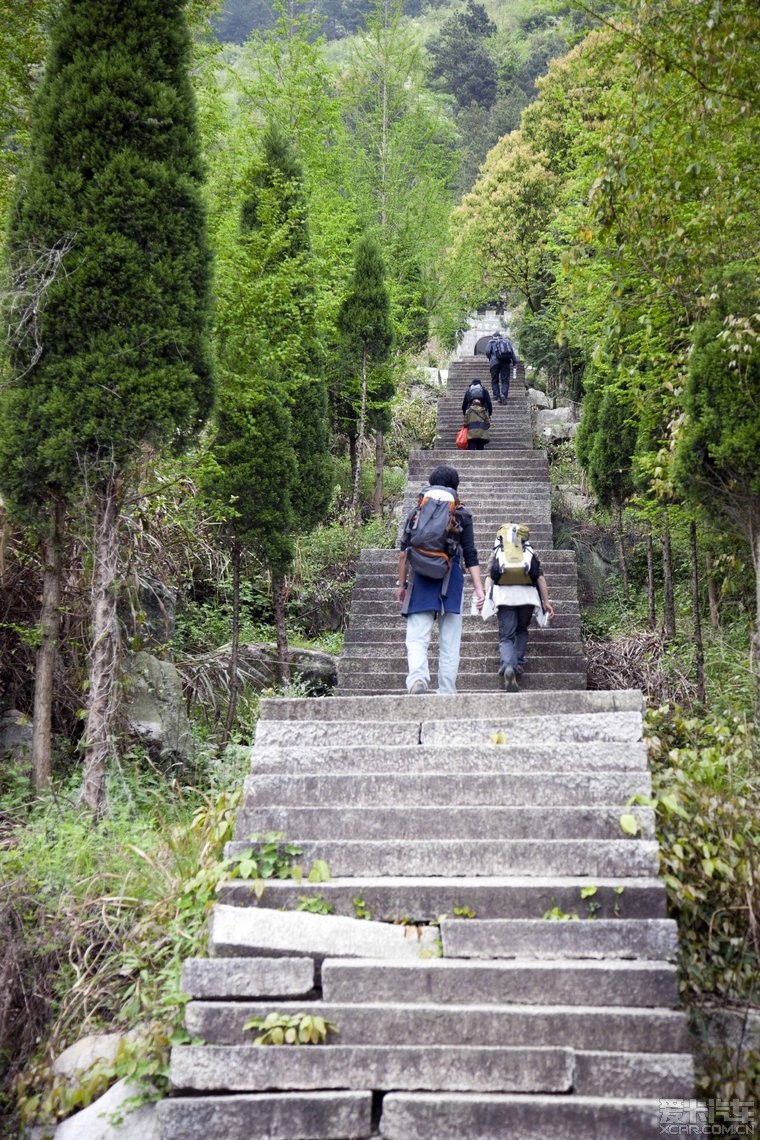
[535,406,579,443]
[122,652,195,768]
[0,707,32,767]
[527,387,553,410]
[118,575,177,650]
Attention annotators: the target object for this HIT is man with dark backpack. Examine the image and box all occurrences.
[461,380,492,451]
[397,464,485,694]
[485,329,517,405]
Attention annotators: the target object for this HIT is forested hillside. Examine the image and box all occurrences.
[1,0,758,1132]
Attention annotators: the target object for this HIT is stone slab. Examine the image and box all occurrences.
[209,904,438,961]
[238,771,652,809]
[156,1091,371,1140]
[185,999,691,1052]
[169,1043,574,1094]
[181,957,315,999]
[223,838,660,879]
[321,958,679,1008]
[574,1050,695,1097]
[379,1092,665,1139]
[441,918,679,961]
[249,742,649,774]
[217,875,668,921]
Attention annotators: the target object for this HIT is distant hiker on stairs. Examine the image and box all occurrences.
[397,464,484,694]
[485,330,517,405]
[461,380,492,451]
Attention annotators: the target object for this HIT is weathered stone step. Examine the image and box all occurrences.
[253,712,643,749]
[237,806,654,842]
[169,1043,575,1094]
[320,958,678,1008]
[185,998,688,1053]
[341,638,585,658]
[256,689,644,722]
[359,547,579,567]
[217,875,667,921]
[379,1092,669,1139]
[249,741,646,774]
[237,770,650,811]
[337,673,588,694]
[441,918,678,961]
[156,1091,371,1140]
[224,837,659,879]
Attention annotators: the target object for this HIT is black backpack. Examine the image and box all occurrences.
[468,382,486,403]
[496,337,514,362]
[404,487,463,581]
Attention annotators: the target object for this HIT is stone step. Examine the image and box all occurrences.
[253,712,643,749]
[441,918,678,961]
[256,689,644,722]
[378,1092,672,1140]
[156,1091,371,1139]
[238,770,650,810]
[342,614,582,633]
[233,805,655,842]
[341,633,584,653]
[248,741,647,774]
[185,998,688,1053]
[320,958,678,1008]
[336,673,588,694]
[169,1043,576,1094]
[359,547,579,566]
[224,837,659,879]
[346,599,579,616]
[217,875,667,921]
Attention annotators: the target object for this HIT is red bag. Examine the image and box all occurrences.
[455,424,468,450]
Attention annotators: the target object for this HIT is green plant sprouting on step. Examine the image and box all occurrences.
[543,905,580,921]
[295,894,335,915]
[452,905,477,919]
[613,886,625,917]
[229,833,331,899]
[580,885,600,918]
[243,1011,338,1046]
[352,896,372,920]
[620,812,642,836]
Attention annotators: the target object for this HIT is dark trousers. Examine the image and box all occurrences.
[489,360,511,401]
[467,438,487,450]
[497,604,533,673]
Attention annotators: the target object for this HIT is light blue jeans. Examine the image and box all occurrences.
[405,610,463,694]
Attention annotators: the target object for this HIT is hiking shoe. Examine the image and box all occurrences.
[500,395,507,405]
[409,679,428,695]
[503,666,519,692]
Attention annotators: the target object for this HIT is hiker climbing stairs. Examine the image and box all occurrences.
[157,340,695,1138]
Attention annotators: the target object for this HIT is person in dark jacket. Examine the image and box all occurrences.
[485,330,516,405]
[397,465,484,694]
[462,380,493,418]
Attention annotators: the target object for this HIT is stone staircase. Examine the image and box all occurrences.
[157,353,693,1138]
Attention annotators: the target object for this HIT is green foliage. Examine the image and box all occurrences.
[642,707,760,1006]
[0,0,213,518]
[543,905,580,920]
[295,894,335,915]
[352,896,372,920]
[452,905,477,919]
[243,1011,338,1046]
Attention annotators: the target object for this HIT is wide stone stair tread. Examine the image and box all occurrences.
[160,346,695,1138]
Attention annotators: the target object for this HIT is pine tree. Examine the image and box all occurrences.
[0,0,213,810]
[205,121,332,712]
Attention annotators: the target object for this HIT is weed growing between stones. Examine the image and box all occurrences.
[243,1012,338,1046]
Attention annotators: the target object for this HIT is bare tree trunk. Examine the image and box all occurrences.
[689,521,706,703]
[350,345,368,518]
[31,498,65,790]
[373,431,384,517]
[348,431,358,502]
[80,472,121,816]
[614,499,629,599]
[752,523,760,708]
[646,527,656,632]
[661,523,676,643]
[705,552,720,629]
[222,539,240,746]
[272,575,290,686]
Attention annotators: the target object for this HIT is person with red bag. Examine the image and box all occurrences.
[459,379,491,450]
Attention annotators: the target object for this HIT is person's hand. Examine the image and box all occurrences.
[473,588,485,611]
[397,584,407,604]
[544,600,555,618]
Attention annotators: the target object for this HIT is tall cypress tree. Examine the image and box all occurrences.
[0,0,213,811]
[204,121,331,708]
[336,232,393,516]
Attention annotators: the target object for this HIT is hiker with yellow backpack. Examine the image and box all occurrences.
[483,523,554,692]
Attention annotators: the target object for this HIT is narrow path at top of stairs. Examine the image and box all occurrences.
[157,349,695,1139]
